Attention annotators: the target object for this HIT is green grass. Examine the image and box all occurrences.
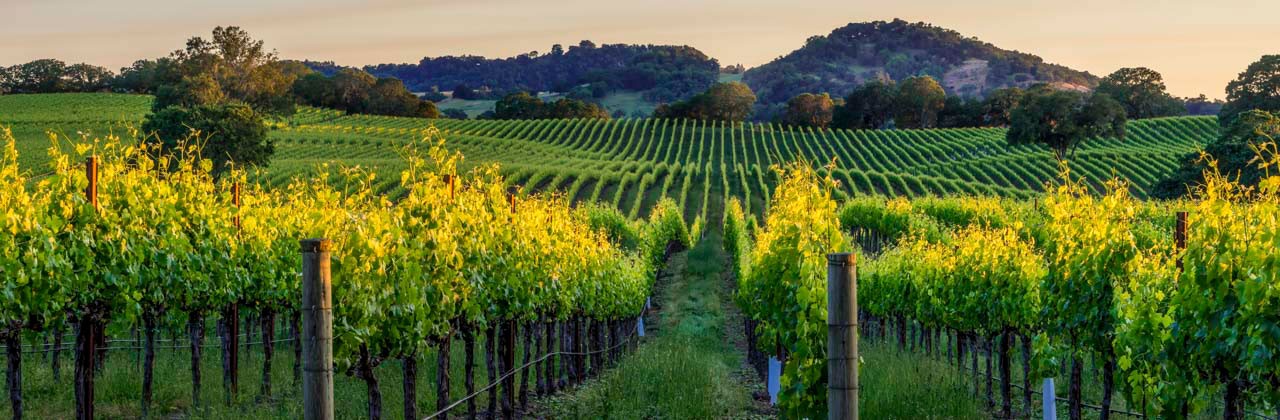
[858,341,985,419]
[541,232,758,418]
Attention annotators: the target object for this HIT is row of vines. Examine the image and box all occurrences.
[727,159,1280,419]
[0,126,692,419]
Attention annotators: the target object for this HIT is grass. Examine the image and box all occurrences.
[540,232,759,419]
[541,228,995,419]
[858,341,985,419]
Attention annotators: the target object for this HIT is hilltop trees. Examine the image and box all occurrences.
[1219,55,1280,125]
[1006,89,1127,161]
[653,81,756,122]
[365,42,719,102]
[742,19,1099,107]
[781,93,835,128]
[1153,55,1280,198]
[0,59,113,94]
[1095,67,1185,119]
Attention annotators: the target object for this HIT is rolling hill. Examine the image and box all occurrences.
[0,93,1213,224]
[743,19,1099,108]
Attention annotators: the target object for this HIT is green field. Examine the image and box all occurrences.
[0,93,1214,224]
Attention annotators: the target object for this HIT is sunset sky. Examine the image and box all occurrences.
[5,0,1277,99]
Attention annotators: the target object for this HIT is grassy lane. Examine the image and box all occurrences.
[538,232,769,419]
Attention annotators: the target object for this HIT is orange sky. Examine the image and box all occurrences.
[4,0,1277,99]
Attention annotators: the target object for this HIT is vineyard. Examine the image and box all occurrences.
[0,123,693,418]
[0,93,1218,224]
[4,92,1273,419]
[726,161,1280,418]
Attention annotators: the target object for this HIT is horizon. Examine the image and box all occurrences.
[5,0,1278,99]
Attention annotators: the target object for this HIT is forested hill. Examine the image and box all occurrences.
[743,19,1100,105]
[358,42,720,102]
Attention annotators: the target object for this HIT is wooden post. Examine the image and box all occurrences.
[1175,211,1187,271]
[826,253,857,420]
[86,156,98,211]
[75,156,99,420]
[300,239,333,420]
[443,174,455,199]
[229,183,241,399]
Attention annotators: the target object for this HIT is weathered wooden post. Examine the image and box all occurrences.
[827,253,857,420]
[1175,211,1187,271]
[229,183,241,400]
[300,239,333,420]
[74,156,99,420]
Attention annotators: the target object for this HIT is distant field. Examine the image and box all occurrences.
[1,93,1214,221]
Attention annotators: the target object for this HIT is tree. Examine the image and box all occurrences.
[894,75,946,128]
[416,100,441,119]
[782,93,835,128]
[1007,90,1127,161]
[1219,55,1280,125]
[1183,94,1225,116]
[981,87,1025,126]
[442,109,469,119]
[1095,67,1184,119]
[154,74,226,110]
[937,95,983,128]
[367,78,423,117]
[114,59,172,93]
[332,68,376,113]
[158,26,298,115]
[654,82,756,122]
[544,98,609,119]
[141,103,273,173]
[493,92,608,119]
[494,92,544,119]
[62,64,113,92]
[1152,110,1280,198]
[832,79,897,129]
[292,72,338,108]
[7,59,68,93]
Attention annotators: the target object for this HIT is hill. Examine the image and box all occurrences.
[0,93,1214,223]
[743,19,1099,107]
[359,42,720,104]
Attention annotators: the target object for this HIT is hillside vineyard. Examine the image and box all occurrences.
[0,94,1217,225]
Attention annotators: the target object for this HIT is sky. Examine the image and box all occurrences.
[4,0,1277,99]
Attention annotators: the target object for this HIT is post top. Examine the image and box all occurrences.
[300,238,332,252]
[826,252,856,265]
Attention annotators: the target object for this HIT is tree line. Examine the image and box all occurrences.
[363,41,720,104]
[2,43,439,121]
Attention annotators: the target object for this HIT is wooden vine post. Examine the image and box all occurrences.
[826,253,858,420]
[229,183,241,400]
[501,188,518,419]
[1175,211,1187,271]
[74,156,99,420]
[300,239,333,420]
